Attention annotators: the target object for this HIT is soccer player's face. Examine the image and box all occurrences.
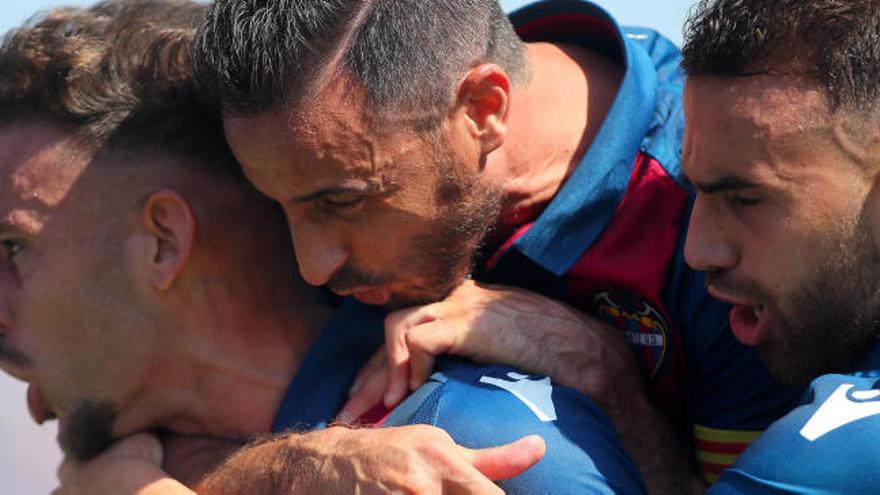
[682,76,880,386]
[225,79,504,309]
[0,121,158,460]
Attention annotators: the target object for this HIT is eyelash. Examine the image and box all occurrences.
[726,195,761,209]
[320,195,366,213]
[1,239,23,263]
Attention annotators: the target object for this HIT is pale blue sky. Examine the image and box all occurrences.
[1,1,698,44]
[0,0,697,493]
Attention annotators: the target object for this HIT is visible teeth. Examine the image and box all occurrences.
[753,305,764,319]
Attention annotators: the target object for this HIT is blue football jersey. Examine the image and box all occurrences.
[481,1,801,480]
[274,0,800,487]
[710,344,880,494]
[382,358,647,494]
[273,299,645,494]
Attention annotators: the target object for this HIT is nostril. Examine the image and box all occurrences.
[0,333,31,373]
[297,246,349,287]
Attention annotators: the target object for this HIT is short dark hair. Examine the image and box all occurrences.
[682,0,880,112]
[193,0,527,119]
[0,0,240,176]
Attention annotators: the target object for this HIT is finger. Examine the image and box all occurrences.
[349,347,387,397]
[338,363,390,422]
[405,320,456,391]
[384,307,438,407]
[104,432,164,466]
[456,435,546,481]
[445,472,505,495]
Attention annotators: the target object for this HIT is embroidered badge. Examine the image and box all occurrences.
[593,290,669,377]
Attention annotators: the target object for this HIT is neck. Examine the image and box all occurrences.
[119,282,333,441]
[488,41,623,230]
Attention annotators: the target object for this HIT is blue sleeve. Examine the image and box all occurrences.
[382,360,646,495]
[710,373,880,495]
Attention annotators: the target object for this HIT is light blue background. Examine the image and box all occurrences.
[0,1,697,493]
[1,0,696,43]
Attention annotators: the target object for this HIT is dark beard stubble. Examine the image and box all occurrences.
[58,399,117,461]
[761,211,880,386]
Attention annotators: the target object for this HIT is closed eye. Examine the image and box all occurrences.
[725,194,761,208]
[320,193,366,212]
[1,239,22,262]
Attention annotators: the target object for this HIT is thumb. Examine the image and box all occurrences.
[103,432,164,467]
[457,435,546,480]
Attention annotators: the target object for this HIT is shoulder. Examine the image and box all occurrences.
[711,373,880,494]
[620,26,686,181]
[383,359,646,495]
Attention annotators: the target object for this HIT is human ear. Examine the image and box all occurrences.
[455,64,511,154]
[140,190,195,291]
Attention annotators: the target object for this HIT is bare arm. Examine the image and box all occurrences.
[343,280,705,495]
[198,426,544,495]
[54,426,545,495]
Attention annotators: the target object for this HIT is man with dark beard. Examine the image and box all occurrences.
[0,1,661,493]
[680,0,880,492]
[193,1,799,491]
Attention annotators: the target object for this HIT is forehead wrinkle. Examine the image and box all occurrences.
[292,79,381,181]
[694,78,838,187]
[726,77,830,142]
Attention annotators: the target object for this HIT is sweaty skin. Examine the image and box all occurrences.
[225,36,703,494]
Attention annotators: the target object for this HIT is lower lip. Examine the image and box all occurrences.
[26,384,50,425]
[352,289,391,306]
[728,304,770,346]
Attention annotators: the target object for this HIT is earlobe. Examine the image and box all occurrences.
[457,64,511,154]
[140,190,195,291]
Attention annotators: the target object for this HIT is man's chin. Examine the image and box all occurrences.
[384,282,463,310]
[58,400,117,461]
[758,321,867,388]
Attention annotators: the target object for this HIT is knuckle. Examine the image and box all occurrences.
[410,424,453,444]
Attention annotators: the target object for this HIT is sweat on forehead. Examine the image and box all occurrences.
[687,75,831,137]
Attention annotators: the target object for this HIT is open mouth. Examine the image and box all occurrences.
[26,383,56,425]
[350,288,391,306]
[728,303,769,346]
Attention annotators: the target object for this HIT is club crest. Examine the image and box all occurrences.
[593,291,669,377]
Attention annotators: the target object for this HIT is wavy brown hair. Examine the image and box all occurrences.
[0,0,239,175]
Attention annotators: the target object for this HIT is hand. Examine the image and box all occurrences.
[339,281,704,494]
[341,279,646,422]
[54,432,193,495]
[198,425,546,494]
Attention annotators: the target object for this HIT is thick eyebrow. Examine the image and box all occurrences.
[293,181,382,204]
[686,175,759,194]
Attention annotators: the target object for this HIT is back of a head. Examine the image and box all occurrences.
[0,0,241,177]
[682,0,880,115]
[193,0,527,121]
